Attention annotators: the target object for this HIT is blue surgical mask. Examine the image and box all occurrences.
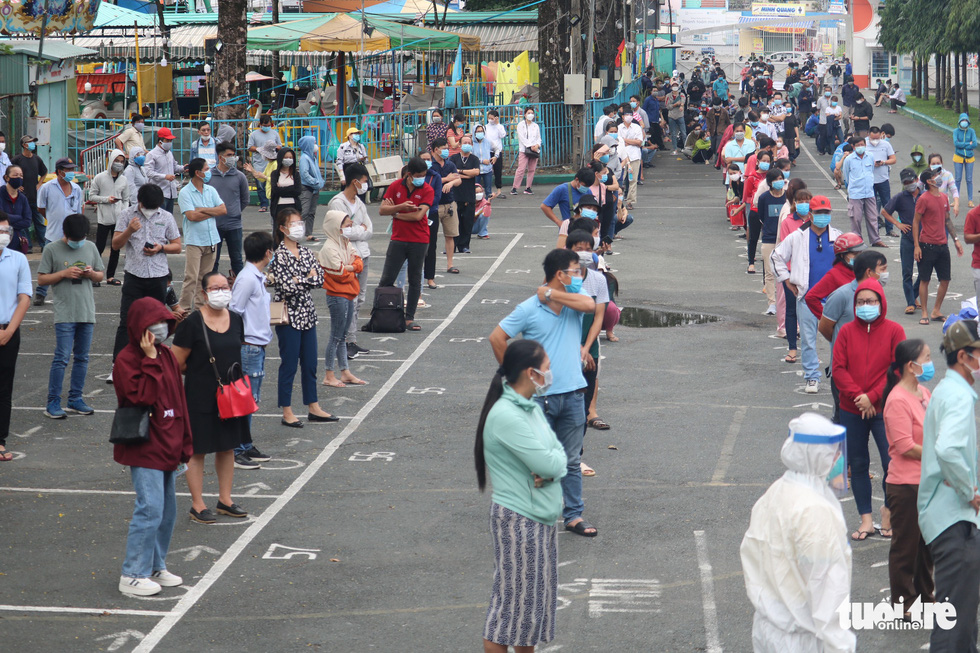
[425,160,432,169]
[914,360,935,383]
[772,179,785,190]
[202,170,212,183]
[261,125,271,133]
[440,148,449,159]
[855,146,866,155]
[782,170,790,179]
[565,275,584,294]
[351,133,361,143]
[773,99,783,106]
[63,171,75,182]
[846,256,855,268]
[831,101,838,107]
[931,164,942,171]
[856,304,880,322]
[601,173,609,183]
[581,208,598,220]
[412,176,425,187]
[812,212,832,228]
[27,142,36,151]
[462,144,473,154]
[66,239,83,250]
[796,202,810,216]
[600,154,610,164]
[824,91,831,97]
[749,121,759,128]
[134,155,146,166]
[475,132,485,141]
[630,101,637,108]
[961,121,970,129]
[759,161,770,171]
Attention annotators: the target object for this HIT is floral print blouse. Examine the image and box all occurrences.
[268,241,324,331]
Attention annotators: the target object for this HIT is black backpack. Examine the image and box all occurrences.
[361,286,406,333]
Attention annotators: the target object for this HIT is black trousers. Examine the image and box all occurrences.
[113,272,169,359]
[378,240,427,322]
[929,521,980,652]
[492,154,503,190]
[0,327,20,446]
[95,223,120,279]
[599,194,617,240]
[424,213,441,281]
[747,209,762,266]
[455,200,475,251]
[649,123,667,151]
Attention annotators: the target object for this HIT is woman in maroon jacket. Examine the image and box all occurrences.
[114,297,193,597]
[832,279,907,542]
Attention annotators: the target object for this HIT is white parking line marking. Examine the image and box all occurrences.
[694,530,723,653]
[0,605,169,617]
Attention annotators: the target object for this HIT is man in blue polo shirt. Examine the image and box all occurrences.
[842,137,883,246]
[489,249,598,537]
[0,213,32,461]
[540,168,596,227]
[881,168,922,311]
[178,158,226,311]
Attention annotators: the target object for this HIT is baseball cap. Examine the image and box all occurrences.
[942,320,980,355]
[20,134,37,145]
[157,127,175,140]
[345,127,362,137]
[55,157,75,170]
[810,195,832,212]
[899,168,918,183]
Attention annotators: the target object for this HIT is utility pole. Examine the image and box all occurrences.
[272,0,281,95]
[582,0,595,160]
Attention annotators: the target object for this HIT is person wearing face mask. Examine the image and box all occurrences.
[758,168,790,314]
[297,134,325,249]
[842,137,886,247]
[832,279,906,542]
[425,108,449,152]
[208,143,250,277]
[722,123,756,180]
[881,338,936,616]
[327,163,373,355]
[707,97,731,160]
[115,114,147,156]
[246,115,281,213]
[489,249,598,538]
[772,195,843,394]
[919,319,980,652]
[378,158,434,331]
[36,213,104,419]
[666,83,687,156]
[475,339,567,653]
[594,104,619,143]
[144,128,182,215]
[555,195,601,249]
[774,185,811,357]
[177,158,226,312]
[171,272,250,525]
[336,127,368,170]
[484,109,507,199]
[472,182,493,240]
[881,168,924,313]
[317,209,366,389]
[471,124,494,198]
[110,184,184,363]
[0,131,11,182]
[266,146,301,231]
[618,110,645,209]
[0,211,30,462]
[511,109,541,195]
[124,146,148,208]
[450,134,482,254]
[0,165,31,253]
[35,158,84,306]
[849,92,873,138]
[908,144,928,176]
[726,163,746,231]
[189,121,217,168]
[953,113,978,208]
[863,126,898,238]
[11,134,47,251]
[815,85,833,154]
[913,168,963,326]
[743,149,772,274]
[90,149,130,287]
[428,137,462,274]
[541,168,596,232]
[740,413,856,653]
[113,296,193,596]
[926,153,960,218]
[446,113,466,157]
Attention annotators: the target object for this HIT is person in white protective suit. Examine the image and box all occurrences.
[740,412,857,653]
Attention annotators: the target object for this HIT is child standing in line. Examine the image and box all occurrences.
[472,183,493,240]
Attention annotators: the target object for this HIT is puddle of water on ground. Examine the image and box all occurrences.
[619,307,720,328]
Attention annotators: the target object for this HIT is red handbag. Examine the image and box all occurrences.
[201,316,259,420]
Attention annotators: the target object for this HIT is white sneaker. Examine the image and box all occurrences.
[764,304,776,315]
[106,369,113,385]
[119,575,162,596]
[805,379,819,394]
[672,150,678,155]
[151,569,183,587]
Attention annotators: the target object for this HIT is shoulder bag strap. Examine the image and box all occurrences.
[200,313,224,387]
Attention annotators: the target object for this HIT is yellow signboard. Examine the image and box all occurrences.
[752,38,765,53]
[822,43,832,54]
[751,2,805,16]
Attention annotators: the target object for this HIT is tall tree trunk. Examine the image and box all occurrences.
[215,0,249,139]
[538,0,572,104]
[955,52,962,113]
[272,0,281,98]
[936,54,942,105]
[595,0,625,97]
[946,53,953,109]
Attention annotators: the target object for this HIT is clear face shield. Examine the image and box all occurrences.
[788,413,848,498]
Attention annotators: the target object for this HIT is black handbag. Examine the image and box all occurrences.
[109,406,152,445]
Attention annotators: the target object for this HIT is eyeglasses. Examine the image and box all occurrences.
[561,268,584,278]
[0,227,10,234]
[207,285,231,292]
[855,298,881,307]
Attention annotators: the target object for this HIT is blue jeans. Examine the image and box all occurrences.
[611,212,634,237]
[347,257,369,344]
[477,171,493,196]
[667,117,686,149]
[213,226,244,276]
[900,235,917,308]
[236,344,265,454]
[472,212,489,237]
[840,408,890,516]
[873,180,893,233]
[122,466,177,578]
[256,180,269,208]
[275,324,318,408]
[798,297,820,381]
[535,391,587,523]
[48,322,94,407]
[325,294,353,372]
[955,159,975,203]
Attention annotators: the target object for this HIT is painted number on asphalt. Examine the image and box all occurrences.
[506,269,531,274]
[481,299,510,304]
[406,386,446,394]
[449,337,485,343]
[585,578,662,617]
[348,451,396,462]
[262,544,321,560]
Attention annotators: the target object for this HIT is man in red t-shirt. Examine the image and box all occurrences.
[964,203,980,302]
[913,168,964,325]
[378,157,434,331]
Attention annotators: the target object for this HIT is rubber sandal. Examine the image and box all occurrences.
[919,318,931,326]
[850,528,874,541]
[877,527,893,539]
[0,450,12,462]
[606,334,619,342]
[784,354,799,363]
[746,266,756,274]
[446,267,460,274]
[931,315,945,322]
[407,322,422,331]
[565,519,598,537]
[106,278,122,286]
[587,417,610,430]
[904,306,916,314]
[580,462,596,477]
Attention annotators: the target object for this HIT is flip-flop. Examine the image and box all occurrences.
[446,267,460,274]
[0,450,12,462]
[342,378,368,386]
[851,528,874,541]
[877,527,893,539]
[580,462,596,477]
[322,380,347,388]
[919,318,931,326]
[931,315,945,322]
[588,417,610,430]
[106,278,122,286]
[407,322,422,331]
[606,334,619,342]
[784,354,799,363]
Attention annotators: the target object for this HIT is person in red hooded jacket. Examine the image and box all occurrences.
[832,278,906,542]
[113,296,193,597]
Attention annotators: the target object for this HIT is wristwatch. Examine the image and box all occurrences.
[544,289,553,303]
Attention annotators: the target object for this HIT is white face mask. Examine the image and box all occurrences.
[577,250,594,269]
[282,158,294,167]
[206,289,232,310]
[970,355,980,382]
[0,233,9,249]
[141,206,159,220]
[531,368,553,395]
[111,161,125,173]
[287,223,305,241]
[877,271,889,286]
[160,142,173,151]
[475,192,484,201]
[0,142,7,153]
[147,322,169,344]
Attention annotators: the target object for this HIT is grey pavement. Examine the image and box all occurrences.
[0,105,973,652]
